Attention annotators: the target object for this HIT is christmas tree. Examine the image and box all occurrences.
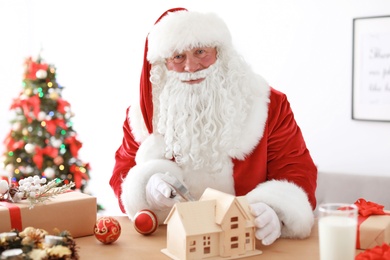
[1,56,91,193]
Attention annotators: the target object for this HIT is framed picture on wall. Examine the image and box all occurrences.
[352,15,390,122]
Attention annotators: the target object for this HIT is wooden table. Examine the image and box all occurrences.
[76,216,363,259]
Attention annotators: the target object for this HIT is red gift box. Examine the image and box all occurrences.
[355,198,390,249]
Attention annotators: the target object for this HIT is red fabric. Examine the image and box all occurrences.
[0,202,23,231]
[110,88,318,212]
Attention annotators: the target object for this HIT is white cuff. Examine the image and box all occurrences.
[246,180,314,239]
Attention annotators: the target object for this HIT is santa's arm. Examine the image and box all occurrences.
[120,134,184,224]
[247,89,317,238]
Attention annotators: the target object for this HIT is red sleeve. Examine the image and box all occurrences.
[267,88,318,209]
[109,107,140,212]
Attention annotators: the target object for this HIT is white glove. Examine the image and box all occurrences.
[249,202,281,245]
[146,172,180,211]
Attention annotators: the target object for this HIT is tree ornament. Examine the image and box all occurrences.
[94,217,121,244]
[24,143,36,154]
[22,128,29,136]
[11,122,22,131]
[50,137,62,148]
[43,167,55,179]
[35,69,47,79]
[49,91,59,100]
[53,156,64,165]
[24,88,33,96]
[37,111,46,121]
[133,209,158,235]
[5,164,14,174]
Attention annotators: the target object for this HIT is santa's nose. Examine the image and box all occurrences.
[184,56,200,72]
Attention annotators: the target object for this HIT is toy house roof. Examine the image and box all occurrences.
[164,188,255,235]
[165,200,222,236]
[199,188,253,225]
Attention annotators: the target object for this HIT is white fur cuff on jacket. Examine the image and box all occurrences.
[121,158,183,224]
[246,180,314,239]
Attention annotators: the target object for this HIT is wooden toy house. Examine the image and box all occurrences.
[161,188,262,259]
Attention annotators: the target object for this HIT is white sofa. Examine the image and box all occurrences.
[315,171,390,215]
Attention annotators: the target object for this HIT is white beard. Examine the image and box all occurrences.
[151,59,254,173]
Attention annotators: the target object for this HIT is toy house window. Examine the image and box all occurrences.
[245,232,250,244]
[203,236,211,254]
[189,240,196,253]
[231,236,239,249]
[231,216,239,229]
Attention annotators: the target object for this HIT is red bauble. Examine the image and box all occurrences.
[94,216,121,244]
[134,209,158,235]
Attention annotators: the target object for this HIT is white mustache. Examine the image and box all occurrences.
[167,63,216,81]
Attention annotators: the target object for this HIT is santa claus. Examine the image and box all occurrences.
[110,8,317,245]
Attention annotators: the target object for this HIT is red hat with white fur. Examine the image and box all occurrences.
[139,8,232,134]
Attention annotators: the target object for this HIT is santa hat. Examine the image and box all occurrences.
[139,8,233,134]
[147,10,232,63]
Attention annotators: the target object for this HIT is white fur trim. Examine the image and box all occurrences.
[129,104,149,143]
[135,134,166,164]
[228,75,270,159]
[147,11,232,63]
[121,159,184,224]
[246,180,314,239]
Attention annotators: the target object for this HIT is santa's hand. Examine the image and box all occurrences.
[249,202,281,245]
[146,172,179,211]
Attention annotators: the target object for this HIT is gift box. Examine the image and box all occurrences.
[0,192,97,238]
[355,198,390,249]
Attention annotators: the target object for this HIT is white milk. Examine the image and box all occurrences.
[318,216,357,260]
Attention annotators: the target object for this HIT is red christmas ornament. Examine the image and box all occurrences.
[134,209,158,235]
[94,216,121,244]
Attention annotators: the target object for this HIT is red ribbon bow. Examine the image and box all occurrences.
[355,198,388,217]
[69,164,90,189]
[33,146,59,170]
[64,136,82,157]
[10,95,41,123]
[45,118,68,135]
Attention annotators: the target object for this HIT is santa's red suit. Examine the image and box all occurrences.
[110,8,317,240]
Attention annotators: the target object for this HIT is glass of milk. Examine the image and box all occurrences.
[318,203,358,260]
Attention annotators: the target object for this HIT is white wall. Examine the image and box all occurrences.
[1,0,390,215]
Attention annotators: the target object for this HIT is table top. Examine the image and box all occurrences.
[76,216,363,259]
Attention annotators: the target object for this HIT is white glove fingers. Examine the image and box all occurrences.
[249,201,282,246]
[156,180,174,198]
[249,202,267,216]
